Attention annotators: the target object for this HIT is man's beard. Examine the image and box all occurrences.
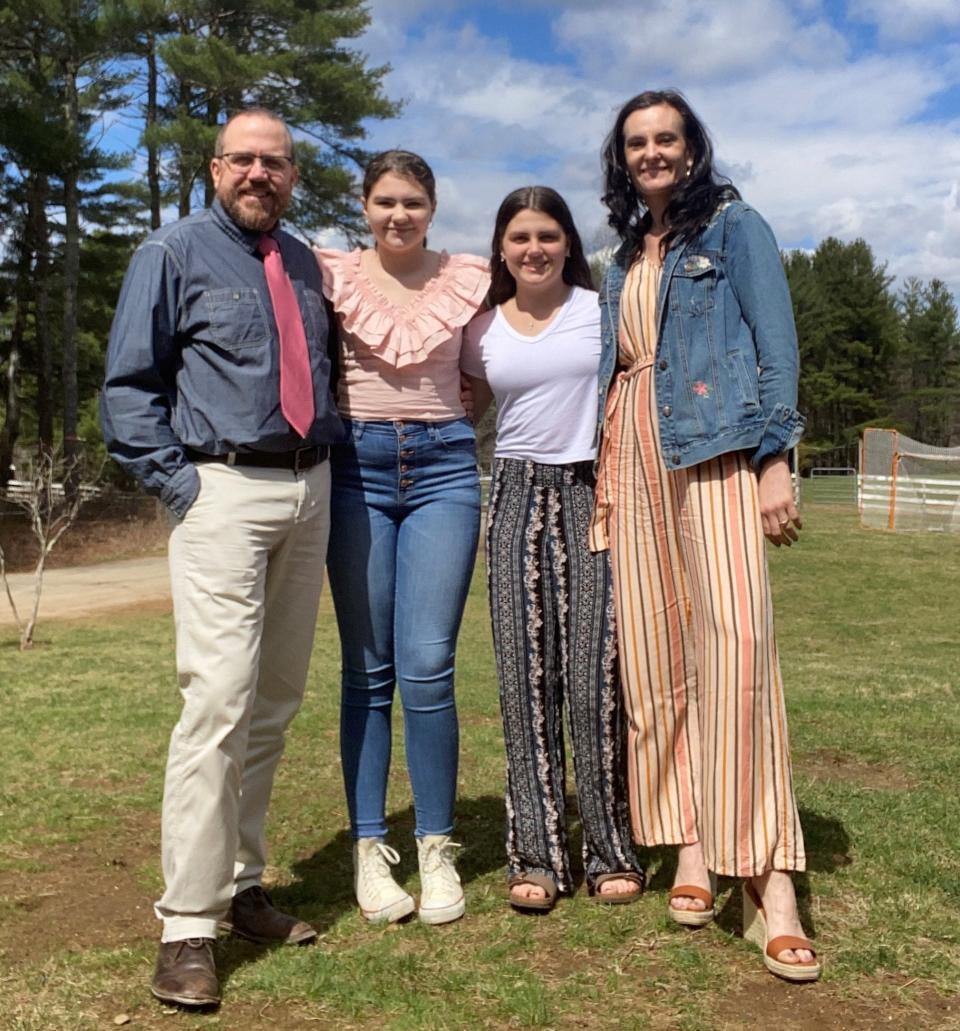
[219,183,286,232]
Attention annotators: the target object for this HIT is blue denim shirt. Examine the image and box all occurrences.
[596,200,804,470]
[101,200,344,516]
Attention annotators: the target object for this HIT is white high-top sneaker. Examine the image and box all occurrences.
[416,835,465,925]
[353,838,416,923]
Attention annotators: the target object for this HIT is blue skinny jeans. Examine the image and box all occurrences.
[327,417,480,840]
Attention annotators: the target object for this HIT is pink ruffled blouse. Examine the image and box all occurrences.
[314,248,490,421]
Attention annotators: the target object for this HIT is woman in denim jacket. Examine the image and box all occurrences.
[589,90,820,981]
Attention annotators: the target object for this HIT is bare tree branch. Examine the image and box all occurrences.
[0,450,101,649]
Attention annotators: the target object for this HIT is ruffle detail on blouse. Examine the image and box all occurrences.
[314,248,490,368]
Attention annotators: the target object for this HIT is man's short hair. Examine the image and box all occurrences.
[214,109,296,163]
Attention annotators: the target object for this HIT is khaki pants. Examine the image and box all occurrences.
[155,460,330,942]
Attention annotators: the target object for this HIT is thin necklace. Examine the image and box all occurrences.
[516,289,568,333]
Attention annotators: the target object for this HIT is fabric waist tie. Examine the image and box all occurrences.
[595,356,656,511]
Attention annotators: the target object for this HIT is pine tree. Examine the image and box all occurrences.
[787,237,900,450]
[0,0,133,486]
[154,0,398,236]
[897,278,960,446]
[0,0,399,466]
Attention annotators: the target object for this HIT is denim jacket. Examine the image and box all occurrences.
[596,200,804,470]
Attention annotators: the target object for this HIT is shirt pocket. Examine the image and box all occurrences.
[670,252,719,317]
[204,287,269,350]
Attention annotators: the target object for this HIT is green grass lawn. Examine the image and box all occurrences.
[1,507,958,1030]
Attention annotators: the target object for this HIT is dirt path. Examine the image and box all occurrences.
[1,555,170,624]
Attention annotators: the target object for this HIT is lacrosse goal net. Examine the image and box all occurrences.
[860,428,960,532]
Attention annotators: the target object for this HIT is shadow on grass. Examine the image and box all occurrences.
[215,794,507,987]
[292,793,506,915]
[216,804,849,986]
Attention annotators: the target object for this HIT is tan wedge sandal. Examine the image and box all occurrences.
[743,881,821,982]
[668,873,717,927]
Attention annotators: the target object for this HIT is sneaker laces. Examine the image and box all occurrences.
[363,841,401,874]
[356,841,406,903]
[419,838,462,885]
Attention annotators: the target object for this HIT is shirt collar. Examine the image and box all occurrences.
[210,198,279,253]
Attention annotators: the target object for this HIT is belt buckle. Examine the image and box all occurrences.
[293,447,312,473]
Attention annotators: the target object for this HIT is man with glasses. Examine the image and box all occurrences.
[102,109,343,1008]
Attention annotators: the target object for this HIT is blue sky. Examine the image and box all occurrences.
[319,0,960,298]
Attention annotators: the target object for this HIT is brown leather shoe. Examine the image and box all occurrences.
[151,938,220,1007]
[219,885,317,944]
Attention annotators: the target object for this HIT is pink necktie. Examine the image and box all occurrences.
[258,235,315,438]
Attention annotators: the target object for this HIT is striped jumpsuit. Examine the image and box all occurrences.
[591,257,805,878]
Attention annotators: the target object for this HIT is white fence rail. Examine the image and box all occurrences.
[802,466,858,506]
[860,474,960,531]
[2,480,102,504]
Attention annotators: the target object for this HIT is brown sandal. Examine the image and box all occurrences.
[508,873,558,913]
[591,871,645,905]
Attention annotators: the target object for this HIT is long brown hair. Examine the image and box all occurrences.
[488,186,593,307]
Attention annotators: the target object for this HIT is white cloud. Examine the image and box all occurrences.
[850,0,960,42]
[555,0,847,81]
[329,1,960,297]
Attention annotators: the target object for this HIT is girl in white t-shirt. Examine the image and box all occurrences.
[462,187,643,912]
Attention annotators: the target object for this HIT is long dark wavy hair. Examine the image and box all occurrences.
[488,186,594,307]
[601,90,739,261]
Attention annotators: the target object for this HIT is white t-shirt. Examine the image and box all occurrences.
[461,285,600,464]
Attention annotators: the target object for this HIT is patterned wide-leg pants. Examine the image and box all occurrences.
[487,458,641,892]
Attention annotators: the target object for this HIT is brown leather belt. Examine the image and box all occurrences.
[186,446,329,472]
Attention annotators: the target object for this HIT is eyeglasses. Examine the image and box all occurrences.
[217,152,294,176]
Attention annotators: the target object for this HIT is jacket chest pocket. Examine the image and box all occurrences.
[670,252,719,317]
[204,287,269,350]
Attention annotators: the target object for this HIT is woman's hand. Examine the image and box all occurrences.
[757,454,801,547]
[459,373,474,421]
[460,373,493,425]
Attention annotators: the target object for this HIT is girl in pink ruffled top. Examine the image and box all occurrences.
[315,150,489,927]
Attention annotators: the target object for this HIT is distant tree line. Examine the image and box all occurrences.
[0,0,398,488]
[785,238,960,463]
